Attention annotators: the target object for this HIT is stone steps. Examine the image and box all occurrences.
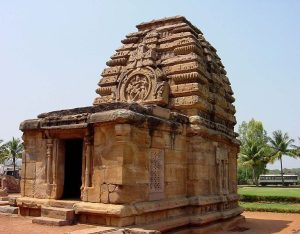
[41,206,75,220]
[0,201,9,206]
[0,205,19,214]
[32,206,75,226]
[32,217,72,226]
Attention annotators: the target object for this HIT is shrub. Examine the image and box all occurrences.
[239,194,300,203]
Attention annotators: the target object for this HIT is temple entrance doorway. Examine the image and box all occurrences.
[62,139,83,199]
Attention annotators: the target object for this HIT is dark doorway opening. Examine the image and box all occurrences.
[62,139,83,199]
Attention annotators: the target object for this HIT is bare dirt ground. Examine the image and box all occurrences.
[221,211,300,234]
[0,211,299,234]
[0,214,93,234]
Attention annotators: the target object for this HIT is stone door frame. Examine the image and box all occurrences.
[43,128,93,200]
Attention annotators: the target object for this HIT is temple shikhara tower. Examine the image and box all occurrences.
[19,16,243,233]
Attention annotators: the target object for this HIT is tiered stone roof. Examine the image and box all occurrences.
[94,16,236,137]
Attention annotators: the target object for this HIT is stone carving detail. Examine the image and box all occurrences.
[127,43,156,69]
[117,67,169,105]
[149,149,164,200]
[216,147,229,195]
[124,74,151,102]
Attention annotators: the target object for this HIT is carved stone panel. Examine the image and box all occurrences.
[127,43,156,69]
[149,149,164,200]
[216,147,229,195]
[117,67,169,106]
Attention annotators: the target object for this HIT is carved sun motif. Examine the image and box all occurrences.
[124,74,151,102]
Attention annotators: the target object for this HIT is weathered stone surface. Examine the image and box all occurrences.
[8,196,18,206]
[0,201,9,206]
[18,16,241,233]
[0,189,8,197]
[0,196,8,201]
[41,206,75,221]
[67,227,118,234]
[0,175,20,193]
[32,217,72,226]
[0,205,19,214]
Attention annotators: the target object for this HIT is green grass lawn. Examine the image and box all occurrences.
[238,187,300,197]
[240,201,300,213]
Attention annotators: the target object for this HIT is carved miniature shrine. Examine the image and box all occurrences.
[18,16,243,233]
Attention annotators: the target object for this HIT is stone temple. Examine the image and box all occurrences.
[18,16,243,233]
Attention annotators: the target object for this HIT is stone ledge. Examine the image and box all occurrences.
[189,194,240,206]
[140,215,190,233]
[17,195,241,217]
[89,110,145,125]
[133,197,189,214]
[221,207,244,219]
[41,123,88,130]
[188,215,245,234]
[19,119,40,131]
[187,123,240,146]
[16,197,49,208]
[190,207,243,226]
[20,104,188,131]
[74,202,137,217]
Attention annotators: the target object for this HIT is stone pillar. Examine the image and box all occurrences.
[46,139,53,184]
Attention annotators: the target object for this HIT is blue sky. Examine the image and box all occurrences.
[0,0,299,169]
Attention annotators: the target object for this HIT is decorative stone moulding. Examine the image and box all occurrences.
[19,16,243,233]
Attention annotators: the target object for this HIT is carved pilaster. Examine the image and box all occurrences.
[46,139,53,184]
[84,134,93,188]
[216,147,229,195]
[224,158,229,195]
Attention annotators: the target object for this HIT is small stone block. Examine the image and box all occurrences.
[41,206,75,221]
[32,217,71,226]
[0,205,19,214]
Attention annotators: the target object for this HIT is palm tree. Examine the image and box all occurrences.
[239,138,271,186]
[238,119,271,186]
[293,138,300,156]
[2,137,24,172]
[269,130,297,186]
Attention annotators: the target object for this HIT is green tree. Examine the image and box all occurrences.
[237,162,253,184]
[238,119,271,186]
[1,137,24,172]
[269,130,298,186]
[0,139,7,163]
[293,138,300,156]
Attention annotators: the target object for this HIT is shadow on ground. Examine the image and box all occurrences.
[228,218,294,234]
